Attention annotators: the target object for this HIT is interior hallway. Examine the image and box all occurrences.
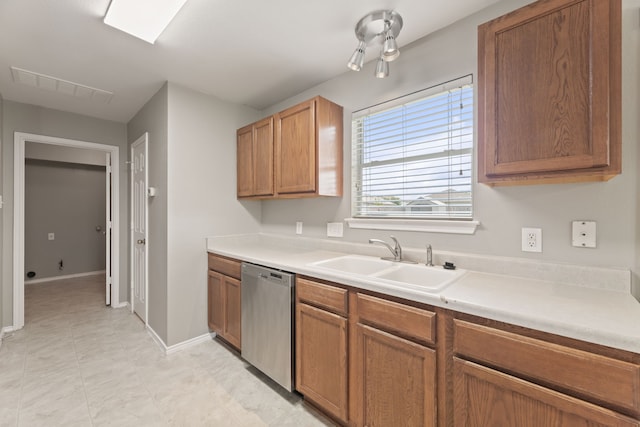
[0,275,333,426]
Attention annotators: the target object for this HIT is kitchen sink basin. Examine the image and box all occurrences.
[311,255,395,275]
[309,255,466,292]
[371,263,466,291]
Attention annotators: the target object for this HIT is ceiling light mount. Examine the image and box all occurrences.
[347,10,403,78]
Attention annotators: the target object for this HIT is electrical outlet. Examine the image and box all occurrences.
[521,227,542,252]
[296,221,303,235]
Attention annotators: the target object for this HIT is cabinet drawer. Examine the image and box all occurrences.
[453,320,640,415]
[207,253,241,280]
[454,358,640,427]
[297,278,348,316]
[356,293,435,345]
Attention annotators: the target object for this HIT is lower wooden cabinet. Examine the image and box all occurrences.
[223,275,241,349]
[295,278,438,426]
[453,358,639,427]
[351,323,437,427]
[207,270,224,333]
[206,254,640,426]
[295,302,348,422]
[452,317,640,426]
[207,254,242,351]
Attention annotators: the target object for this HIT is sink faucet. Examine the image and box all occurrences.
[426,244,434,267]
[369,236,403,262]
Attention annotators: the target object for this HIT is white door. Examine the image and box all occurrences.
[105,153,113,305]
[131,133,148,322]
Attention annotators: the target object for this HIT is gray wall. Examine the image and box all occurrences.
[1,101,127,327]
[165,83,260,346]
[25,159,106,280]
[626,1,640,300]
[0,95,3,327]
[259,0,640,299]
[127,82,261,346]
[127,83,169,343]
[26,142,107,166]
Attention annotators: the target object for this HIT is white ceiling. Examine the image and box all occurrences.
[0,0,501,123]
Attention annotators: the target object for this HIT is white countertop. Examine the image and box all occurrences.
[207,233,640,354]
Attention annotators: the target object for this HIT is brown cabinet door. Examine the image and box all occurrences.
[275,99,316,194]
[236,125,254,197]
[351,323,437,427]
[478,0,621,184]
[453,358,639,427]
[296,302,348,423]
[253,117,274,197]
[207,271,225,334]
[224,276,241,350]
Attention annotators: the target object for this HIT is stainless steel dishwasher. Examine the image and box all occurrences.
[241,262,295,392]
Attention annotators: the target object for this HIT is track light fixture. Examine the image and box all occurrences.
[347,40,367,71]
[347,10,403,79]
[374,52,389,78]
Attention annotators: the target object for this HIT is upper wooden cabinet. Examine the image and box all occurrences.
[478,0,621,186]
[236,117,274,198]
[237,96,343,199]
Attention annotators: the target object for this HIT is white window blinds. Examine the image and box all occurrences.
[351,75,473,219]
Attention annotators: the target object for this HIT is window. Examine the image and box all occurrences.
[351,75,473,221]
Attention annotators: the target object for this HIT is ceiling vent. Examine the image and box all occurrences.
[10,67,113,103]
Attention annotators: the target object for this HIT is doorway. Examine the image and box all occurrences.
[13,132,121,330]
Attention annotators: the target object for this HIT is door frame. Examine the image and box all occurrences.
[130,132,149,324]
[13,132,121,330]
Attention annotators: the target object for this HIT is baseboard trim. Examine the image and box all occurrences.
[111,301,129,309]
[145,326,212,355]
[165,333,212,355]
[25,270,106,284]
[146,324,168,353]
[0,326,16,349]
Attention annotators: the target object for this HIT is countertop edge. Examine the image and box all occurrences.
[206,236,640,354]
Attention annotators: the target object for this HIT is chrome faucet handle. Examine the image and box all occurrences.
[426,244,434,267]
[389,236,402,260]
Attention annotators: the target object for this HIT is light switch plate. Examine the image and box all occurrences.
[327,222,344,238]
[572,220,596,248]
[48,233,55,241]
[295,221,303,235]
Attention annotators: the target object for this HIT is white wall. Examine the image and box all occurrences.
[1,101,128,327]
[259,0,640,299]
[127,84,170,342]
[165,83,260,346]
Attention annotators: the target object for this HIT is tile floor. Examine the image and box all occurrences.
[0,275,335,426]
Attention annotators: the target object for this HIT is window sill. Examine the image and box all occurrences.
[345,218,480,235]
